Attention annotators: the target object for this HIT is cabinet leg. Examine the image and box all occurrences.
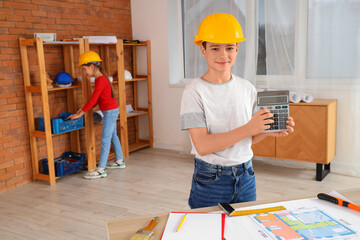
[316,163,330,181]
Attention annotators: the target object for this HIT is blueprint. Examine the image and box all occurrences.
[223,195,360,240]
[253,208,356,240]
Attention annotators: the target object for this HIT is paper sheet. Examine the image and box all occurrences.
[161,212,224,240]
[223,197,360,240]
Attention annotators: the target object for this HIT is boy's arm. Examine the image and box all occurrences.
[189,109,274,156]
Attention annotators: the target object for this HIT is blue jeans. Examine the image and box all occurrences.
[188,158,256,209]
[98,108,124,169]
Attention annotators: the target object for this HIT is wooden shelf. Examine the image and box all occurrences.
[127,110,148,118]
[124,41,148,46]
[125,77,148,82]
[129,140,150,152]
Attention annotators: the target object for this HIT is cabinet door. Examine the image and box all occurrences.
[276,106,327,163]
[252,137,276,157]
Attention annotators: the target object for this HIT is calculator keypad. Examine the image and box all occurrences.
[259,105,289,132]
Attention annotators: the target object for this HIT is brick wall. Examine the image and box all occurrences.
[0,0,135,192]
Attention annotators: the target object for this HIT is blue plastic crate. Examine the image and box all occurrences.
[39,112,84,134]
[42,151,86,177]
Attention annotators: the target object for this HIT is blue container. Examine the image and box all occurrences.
[39,112,83,134]
[42,151,86,177]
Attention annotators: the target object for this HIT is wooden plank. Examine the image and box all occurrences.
[327,100,337,164]
[47,84,81,91]
[128,140,150,152]
[146,41,153,148]
[19,38,40,182]
[116,39,129,157]
[127,111,148,118]
[34,173,51,182]
[36,38,56,185]
[25,86,42,93]
[101,45,111,75]
[125,77,147,82]
[19,38,36,46]
[81,38,97,170]
[30,130,46,138]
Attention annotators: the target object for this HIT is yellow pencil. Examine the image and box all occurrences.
[176,214,187,232]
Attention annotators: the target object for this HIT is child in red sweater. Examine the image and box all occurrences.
[69,51,125,179]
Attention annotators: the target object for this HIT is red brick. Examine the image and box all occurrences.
[0,20,15,28]
[0,27,9,34]
[3,60,21,67]
[6,175,24,185]
[15,21,32,28]
[8,28,26,35]
[0,185,9,193]
[0,163,15,175]
[31,10,48,17]
[14,9,31,16]
[32,23,47,29]
[0,136,12,144]
[6,163,23,173]
[6,15,24,22]
[4,2,39,10]
[24,16,41,22]
[5,151,23,162]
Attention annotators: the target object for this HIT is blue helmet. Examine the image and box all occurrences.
[54,72,73,84]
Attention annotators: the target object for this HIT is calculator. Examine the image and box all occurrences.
[257,90,289,132]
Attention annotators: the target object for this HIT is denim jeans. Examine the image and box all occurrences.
[188,158,256,209]
[98,108,124,169]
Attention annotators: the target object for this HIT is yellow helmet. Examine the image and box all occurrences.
[78,51,102,66]
[194,13,245,46]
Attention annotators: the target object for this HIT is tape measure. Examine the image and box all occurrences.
[230,206,286,216]
[218,202,286,216]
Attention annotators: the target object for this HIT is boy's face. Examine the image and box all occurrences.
[201,42,238,73]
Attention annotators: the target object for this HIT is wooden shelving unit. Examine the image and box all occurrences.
[20,38,152,185]
[123,41,153,153]
[19,37,96,185]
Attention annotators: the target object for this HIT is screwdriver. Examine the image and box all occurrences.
[317,193,360,213]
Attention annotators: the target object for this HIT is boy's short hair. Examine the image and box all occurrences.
[201,41,207,49]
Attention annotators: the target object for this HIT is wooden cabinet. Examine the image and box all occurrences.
[252,99,337,181]
[19,37,95,185]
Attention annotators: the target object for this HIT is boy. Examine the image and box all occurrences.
[180,13,295,209]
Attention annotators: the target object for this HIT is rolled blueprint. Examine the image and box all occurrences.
[290,92,301,103]
[301,93,314,103]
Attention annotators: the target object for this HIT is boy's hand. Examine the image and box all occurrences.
[67,109,84,120]
[265,116,295,137]
[246,109,274,135]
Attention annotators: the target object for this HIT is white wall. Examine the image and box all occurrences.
[131,0,360,177]
[131,0,191,152]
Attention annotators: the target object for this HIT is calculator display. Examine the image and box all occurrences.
[258,96,288,105]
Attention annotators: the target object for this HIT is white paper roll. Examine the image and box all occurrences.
[290,92,301,103]
[300,93,314,103]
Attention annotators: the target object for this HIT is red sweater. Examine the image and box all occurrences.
[82,75,118,113]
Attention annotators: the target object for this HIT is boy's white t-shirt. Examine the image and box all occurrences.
[180,74,257,166]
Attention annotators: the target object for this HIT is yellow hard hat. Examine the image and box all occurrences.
[194,13,245,46]
[78,51,102,66]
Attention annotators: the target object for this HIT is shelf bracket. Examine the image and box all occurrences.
[316,163,330,181]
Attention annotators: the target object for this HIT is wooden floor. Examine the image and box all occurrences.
[1,148,360,240]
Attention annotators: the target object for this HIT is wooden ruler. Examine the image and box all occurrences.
[229,206,286,216]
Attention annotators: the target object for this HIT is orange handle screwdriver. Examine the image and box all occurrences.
[317,193,360,213]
